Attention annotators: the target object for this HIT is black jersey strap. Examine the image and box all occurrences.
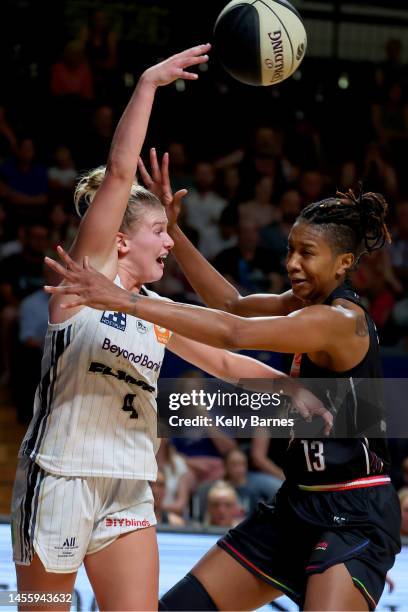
[324,283,367,312]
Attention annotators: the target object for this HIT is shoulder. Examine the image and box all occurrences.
[289,302,356,330]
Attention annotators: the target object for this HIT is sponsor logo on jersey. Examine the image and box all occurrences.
[88,361,155,393]
[102,337,162,372]
[154,325,171,345]
[105,517,151,528]
[137,320,148,334]
[314,541,328,551]
[101,311,127,331]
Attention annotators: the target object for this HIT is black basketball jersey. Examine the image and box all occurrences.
[283,283,390,487]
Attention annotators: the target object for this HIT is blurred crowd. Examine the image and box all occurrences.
[0,9,407,531]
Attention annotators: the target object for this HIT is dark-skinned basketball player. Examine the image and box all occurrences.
[44,159,401,611]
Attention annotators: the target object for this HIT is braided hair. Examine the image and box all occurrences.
[297,186,391,262]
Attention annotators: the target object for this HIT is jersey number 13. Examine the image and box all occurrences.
[301,439,326,472]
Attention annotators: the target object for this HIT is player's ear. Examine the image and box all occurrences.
[335,252,354,279]
[116,232,130,254]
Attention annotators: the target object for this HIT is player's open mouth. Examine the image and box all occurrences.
[156,254,168,266]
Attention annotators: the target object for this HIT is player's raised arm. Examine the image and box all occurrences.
[70,44,210,268]
[138,148,302,317]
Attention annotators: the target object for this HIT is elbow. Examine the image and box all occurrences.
[223,292,241,314]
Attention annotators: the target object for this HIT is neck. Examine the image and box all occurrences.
[117,263,143,293]
[304,280,344,306]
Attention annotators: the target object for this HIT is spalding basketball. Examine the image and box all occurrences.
[214,0,307,86]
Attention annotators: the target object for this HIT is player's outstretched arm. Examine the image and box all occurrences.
[70,44,210,268]
[138,148,302,317]
[45,246,349,356]
[167,334,332,433]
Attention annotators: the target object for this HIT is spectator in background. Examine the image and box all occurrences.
[156,438,194,518]
[194,448,267,521]
[298,169,327,206]
[50,40,93,101]
[75,104,114,170]
[389,200,408,291]
[0,105,17,162]
[371,82,408,189]
[260,188,302,270]
[150,468,185,527]
[375,39,406,96]
[0,222,49,382]
[213,218,284,294]
[362,142,399,201]
[168,141,194,192]
[204,481,243,528]
[350,249,402,336]
[249,435,286,501]
[48,145,77,204]
[216,126,289,201]
[219,165,242,208]
[224,448,273,514]
[0,137,48,230]
[399,487,408,536]
[183,161,227,257]
[0,204,22,260]
[79,8,118,101]
[336,159,359,193]
[401,457,408,487]
[238,176,278,229]
[48,202,77,252]
[13,263,59,423]
[50,41,94,148]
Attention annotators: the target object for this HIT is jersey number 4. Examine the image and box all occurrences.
[122,394,138,419]
[301,440,326,472]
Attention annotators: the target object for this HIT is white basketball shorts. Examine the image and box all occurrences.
[11,456,156,573]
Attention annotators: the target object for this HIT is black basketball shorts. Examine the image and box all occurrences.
[218,482,401,610]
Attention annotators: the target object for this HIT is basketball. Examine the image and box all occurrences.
[214,0,307,86]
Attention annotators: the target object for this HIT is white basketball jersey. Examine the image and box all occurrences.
[20,285,171,480]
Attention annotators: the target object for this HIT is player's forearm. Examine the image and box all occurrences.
[106,75,157,180]
[170,224,242,311]
[126,292,238,349]
[224,352,287,383]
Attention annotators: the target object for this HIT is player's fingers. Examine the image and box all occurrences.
[150,147,161,182]
[294,401,311,422]
[56,245,79,270]
[161,152,171,192]
[44,283,82,295]
[180,53,209,69]
[179,70,199,81]
[177,43,211,59]
[174,189,188,202]
[60,298,85,310]
[319,409,333,435]
[137,157,153,187]
[44,256,72,279]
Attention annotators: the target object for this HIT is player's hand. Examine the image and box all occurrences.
[138,148,187,228]
[141,44,210,88]
[44,246,128,312]
[289,384,333,436]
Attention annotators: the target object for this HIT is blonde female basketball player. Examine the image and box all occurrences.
[11,45,326,612]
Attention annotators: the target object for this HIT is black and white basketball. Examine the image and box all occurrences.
[214,0,307,86]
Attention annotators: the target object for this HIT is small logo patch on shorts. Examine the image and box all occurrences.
[314,541,329,551]
[105,517,151,528]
